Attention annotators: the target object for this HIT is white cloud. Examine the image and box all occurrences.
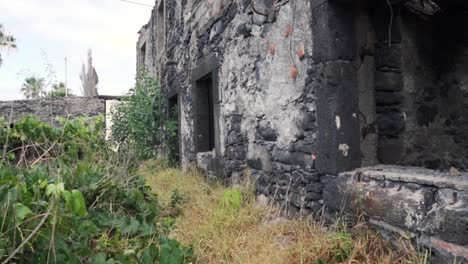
[0,0,154,99]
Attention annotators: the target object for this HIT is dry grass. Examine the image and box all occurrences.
[141,160,428,264]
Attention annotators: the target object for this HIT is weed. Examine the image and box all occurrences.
[218,188,242,212]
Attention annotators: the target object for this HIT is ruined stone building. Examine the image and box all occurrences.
[137,0,468,262]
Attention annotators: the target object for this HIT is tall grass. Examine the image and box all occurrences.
[142,160,428,264]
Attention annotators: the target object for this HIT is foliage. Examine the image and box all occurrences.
[165,110,179,166]
[80,49,99,97]
[20,76,45,99]
[48,82,73,98]
[111,68,178,165]
[0,24,16,67]
[0,116,192,263]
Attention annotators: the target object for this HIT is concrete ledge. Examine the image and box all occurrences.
[341,165,468,191]
[323,165,468,263]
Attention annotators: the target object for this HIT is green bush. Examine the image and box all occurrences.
[111,68,178,165]
[0,116,192,263]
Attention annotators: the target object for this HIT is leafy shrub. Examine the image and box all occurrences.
[0,115,106,165]
[0,116,192,263]
[164,115,179,167]
[111,68,178,165]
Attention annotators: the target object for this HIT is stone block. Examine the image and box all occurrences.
[257,120,278,141]
[323,172,434,231]
[375,71,403,91]
[427,238,468,264]
[256,173,272,195]
[378,138,404,164]
[376,111,405,136]
[292,141,315,154]
[375,43,402,70]
[209,20,225,40]
[315,61,361,175]
[273,149,314,169]
[252,0,274,15]
[225,145,247,160]
[420,189,468,245]
[306,183,323,193]
[234,21,252,37]
[290,192,305,208]
[376,91,404,106]
[252,13,267,26]
[305,191,322,201]
[311,1,357,63]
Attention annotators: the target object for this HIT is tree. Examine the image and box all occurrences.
[79,49,99,97]
[21,77,45,99]
[48,82,73,98]
[0,24,17,67]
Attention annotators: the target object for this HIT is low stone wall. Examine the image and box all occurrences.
[323,166,468,263]
[0,97,108,125]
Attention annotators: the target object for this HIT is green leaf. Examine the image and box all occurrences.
[38,179,47,189]
[46,182,65,197]
[91,253,114,264]
[7,153,15,161]
[139,244,158,264]
[15,203,33,222]
[63,190,87,217]
[159,238,184,264]
[119,217,140,236]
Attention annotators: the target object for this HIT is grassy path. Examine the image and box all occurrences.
[140,161,426,264]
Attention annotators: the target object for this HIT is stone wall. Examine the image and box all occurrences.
[0,97,117,127]
[138,0,325,215]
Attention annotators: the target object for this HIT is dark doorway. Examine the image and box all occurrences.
[196,74,215,153]
[140,42,146,65]
[167,94,180,164]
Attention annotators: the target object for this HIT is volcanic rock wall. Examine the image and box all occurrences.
[0,97,119,130]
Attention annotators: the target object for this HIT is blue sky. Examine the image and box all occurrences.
[0,0,154,100]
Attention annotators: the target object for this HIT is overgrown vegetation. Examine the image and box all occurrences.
[48,82,73,98]
[143,162,428,264]
[0,116,192,263]
[20,78,72,99]
[112,68,178,165]
[0,24,16,68]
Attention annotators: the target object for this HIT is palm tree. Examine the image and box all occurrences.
[0,24,17,67]
[48,82,73,98]
[21,77,45,99]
